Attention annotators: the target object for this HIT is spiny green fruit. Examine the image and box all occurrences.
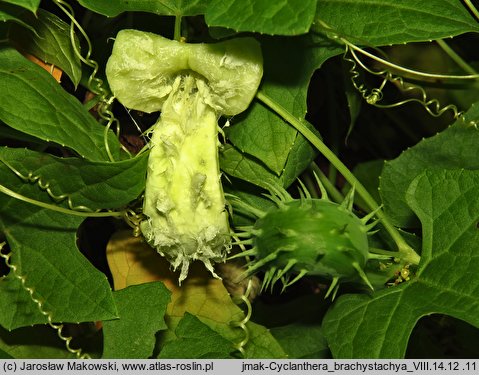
[105,30,263,283]
[231,186,375,298]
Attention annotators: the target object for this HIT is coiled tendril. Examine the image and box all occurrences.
[52,0,131,161]
[344,45,464,120]
[313,19,479,129]
[228,236,255,356]
[0,242,90,358]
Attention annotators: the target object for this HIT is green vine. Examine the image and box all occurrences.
[52,0,130,162]
[255,91,421,266]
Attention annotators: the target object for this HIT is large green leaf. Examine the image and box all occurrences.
[323,169,479,358]
[0,148,148,330]
[159,313,234,358]
[102,282,170,358]
[314,0,479,46]
[223,34,341,187]
[0,46,121,161]
[77,0,210,17]
[205,0,318,36]
[9,9,82,87]
[380,105,479,228]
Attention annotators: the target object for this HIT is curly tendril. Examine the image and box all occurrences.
[0,155,93,212]
[230,280,253,356]
[313,18,479,128]
[0,156,124,218]
[52,0,131,161]
[0,242,90,359]
[343,45,464,120]
[228,236,255,356]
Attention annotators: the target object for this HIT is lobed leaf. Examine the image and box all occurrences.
[323,169,479,358]
[314,0,479,46]
[102,282,171,358]
[380,104,479,228]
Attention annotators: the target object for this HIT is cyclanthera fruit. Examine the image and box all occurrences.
[105,30,263,282]
[230,186,375,298]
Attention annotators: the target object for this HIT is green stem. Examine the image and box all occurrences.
[0,183,123,218]
[174,15,182,41]
[464,0,479,23]
[342,38,479,81]
[436,39,477,75]
[256,91,420,265]
[369,247,400,257]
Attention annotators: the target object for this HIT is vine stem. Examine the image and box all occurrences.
[174,15,182,41]
[341,38,479,81]
[256,91,420,265]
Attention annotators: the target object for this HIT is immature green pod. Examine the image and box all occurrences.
[106,30,263,282]
[231,186,375,297]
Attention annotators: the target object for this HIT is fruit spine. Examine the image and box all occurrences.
[230,183,376,298]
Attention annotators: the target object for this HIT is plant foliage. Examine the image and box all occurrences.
[0,0,478,359]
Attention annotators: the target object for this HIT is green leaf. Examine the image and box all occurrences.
[0,213,118,330]
[102,282,171,358]
[163,265,287,359]
[0,147,149,210]
[323,169,479,358]
[225,34,341,186]
[105,234,287,359]
[1,0,39,13]
[0,148,148,329]
[380,106,479,228]
[271,323,329,358]
[77,0,210,17]
[220,144,279,189]
[314,0,479,46]
[0,46,122,161]
[159,313,234,358]
[205,0,318,36]
[9,9,82,87]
